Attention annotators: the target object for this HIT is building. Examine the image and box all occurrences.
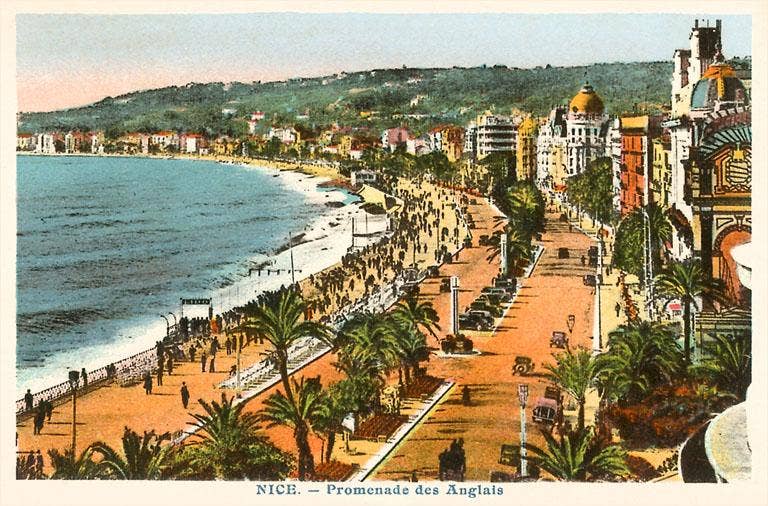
[665,20,751,304]
[650,134,672,208]
[381,127,410,152]
[565,82,609,177]
[535,106,567,191]
[475,112,516,160]
[89,131,105,154]
[266,127,299,146]
[618,115,661,215]
[351,169,377,187]
[181,133,207,154]
[16,133,36,151]
[606,118,623,213]
[35,133,57,154]
[151,131,179,150]
[463,123,478,158]
[516,117,538,181]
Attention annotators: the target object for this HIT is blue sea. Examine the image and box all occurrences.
[16,155,357,395]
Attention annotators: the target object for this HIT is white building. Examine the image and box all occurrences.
[35,133,56,154]
[475,112,516,160]
[535,106,567,190]
[267,126,299,145]
[565,82,609,177]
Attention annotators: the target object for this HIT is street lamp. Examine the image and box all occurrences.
[641,207,655,320]
[517,383,529,478]
[68,370,80,456]
[168,312,177,339]
[159,314,170,339]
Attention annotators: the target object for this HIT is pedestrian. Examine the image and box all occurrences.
[229,364,237,376]
[209,356,216,373]
[200,351,207,372]
[34,450,43,477]
[569,223,573,232]
[143,372,153,394]
[189,344,196,363]
[211,336,220,357]
[225,336,232,355]
[81,368,88,388]
[615,302,621,317]
[24,389,33,412]
[180,382,190,409]
[33,408,45,435]
[156,363,163,386]
[166,356,174,376]
[580,255,586,266]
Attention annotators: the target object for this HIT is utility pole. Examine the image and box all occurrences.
[289,231,296,286]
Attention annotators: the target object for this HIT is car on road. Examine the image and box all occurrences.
[583,274,598,286]
[493,277,517,294]
[558,247,570,259]
[481,287,513,303]
[459,311,494,331]
[427,265,440,278]
[478,235,491,246]
[439,278,452,292]
[469,299,503,317]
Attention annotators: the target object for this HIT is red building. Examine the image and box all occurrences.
[619,115,662,215]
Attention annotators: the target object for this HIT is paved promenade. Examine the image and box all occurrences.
[371,208,598,481]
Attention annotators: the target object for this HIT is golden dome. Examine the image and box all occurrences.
[569,82,604,115]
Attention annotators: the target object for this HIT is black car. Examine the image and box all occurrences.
[493,277,517,293]
[558,247,570,259]
[583,274,602,286]
[427,265,440,278]
[439,278,452,293]
[478,235,491,246]
[469,299,503,317]
[459,312,494,331]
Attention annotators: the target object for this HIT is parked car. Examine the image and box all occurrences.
[426,265,440,278]
[478,235,491,246]
[481,287,513,303]
[469,299,503,317]
[583,274,602,286]
[558,247,570,259]
[588,246,599,258]
[459,311,494,331]
[493,277,517,294]
[475,293,504,307]
[439,278,452,293]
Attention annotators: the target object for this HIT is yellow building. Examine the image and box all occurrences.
[440,126,464,163]
[515,117,538,181]
[213,137,240,156]
[339,135,353,158]
[651,137,672,208]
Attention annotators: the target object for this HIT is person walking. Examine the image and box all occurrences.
[34,450,43,477]
[166,356,174,376]
[33,408,45,435]
[209,356,216,373]
[225,336,232,355]
[189,344,196,363]
[156,362,163,386]
[580,255,586,266]
[24,389,33,412]
[615,302,622,318]
[180,382,190,409]
[200,351,207,372]
[143,372,153,395]
[81,368,88,388]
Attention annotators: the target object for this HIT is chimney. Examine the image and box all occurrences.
[695,19,699,29]
[716,19,722,31]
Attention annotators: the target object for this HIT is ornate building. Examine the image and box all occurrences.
[516,117,538,181]
[535,106,567,191]
[565,82,609,177]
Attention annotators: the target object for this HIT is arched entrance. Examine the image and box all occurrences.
[713,227,751,305]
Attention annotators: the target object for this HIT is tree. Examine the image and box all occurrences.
[90,427,172,480]
[612,204,672,279]
[391,294,441,345]
[393,322,430,384]
[690,332,751,401]
[526,427,629,481]
[244,288,331,404]
[47,447,104,480]
[544,348,601,431]
[260,376,326,480]
[654,259,727,363]
[486,226,532,274]
[566,157,615,226]
[179,393,293,480]
[597,321,683,405]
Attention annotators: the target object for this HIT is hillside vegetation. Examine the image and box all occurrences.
[18,62,675,137]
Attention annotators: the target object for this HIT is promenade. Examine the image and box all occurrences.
[371,207,599,481]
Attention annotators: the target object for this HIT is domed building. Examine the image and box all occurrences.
[565,82,609,177]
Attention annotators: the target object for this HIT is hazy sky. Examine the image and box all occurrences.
[16,13,752,112]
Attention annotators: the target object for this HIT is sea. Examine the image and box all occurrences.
[15,155,386,397]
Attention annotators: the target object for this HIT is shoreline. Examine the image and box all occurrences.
[16,150,344,181]
[15,153,369,400]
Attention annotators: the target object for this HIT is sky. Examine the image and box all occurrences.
[16,13,752,113]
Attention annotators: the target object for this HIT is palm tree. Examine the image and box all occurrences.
[506,183,544,240]
[393,323,430,384]
[260,376,326,480]
[47,447,104,479]
[690,332,751,401]
[181,393,292,480]
[544,347,601,431]
[654,258,727,363]
[90,427,171,479]
[597,321,683,405]
[526,427,629,481]
[392,294,441,345]
[244,288,331,403]
[486,226,532,275]
[613,204,672,278]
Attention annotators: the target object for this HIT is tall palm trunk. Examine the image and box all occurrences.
[683,301,692,363]
[325,431,336,463]
[403,363,411,385]
[277,354,295,404]
[577,398,585,432]
[295,422,315,480]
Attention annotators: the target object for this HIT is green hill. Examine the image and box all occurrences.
[18,61,675,137]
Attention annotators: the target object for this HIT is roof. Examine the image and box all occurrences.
[620,115,649,131]
[569,82,605,115]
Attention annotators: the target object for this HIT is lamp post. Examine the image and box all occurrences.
[68,370,80,456]
[518,383,529,478]
[641,207,655,320]
[159,314,170,339]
